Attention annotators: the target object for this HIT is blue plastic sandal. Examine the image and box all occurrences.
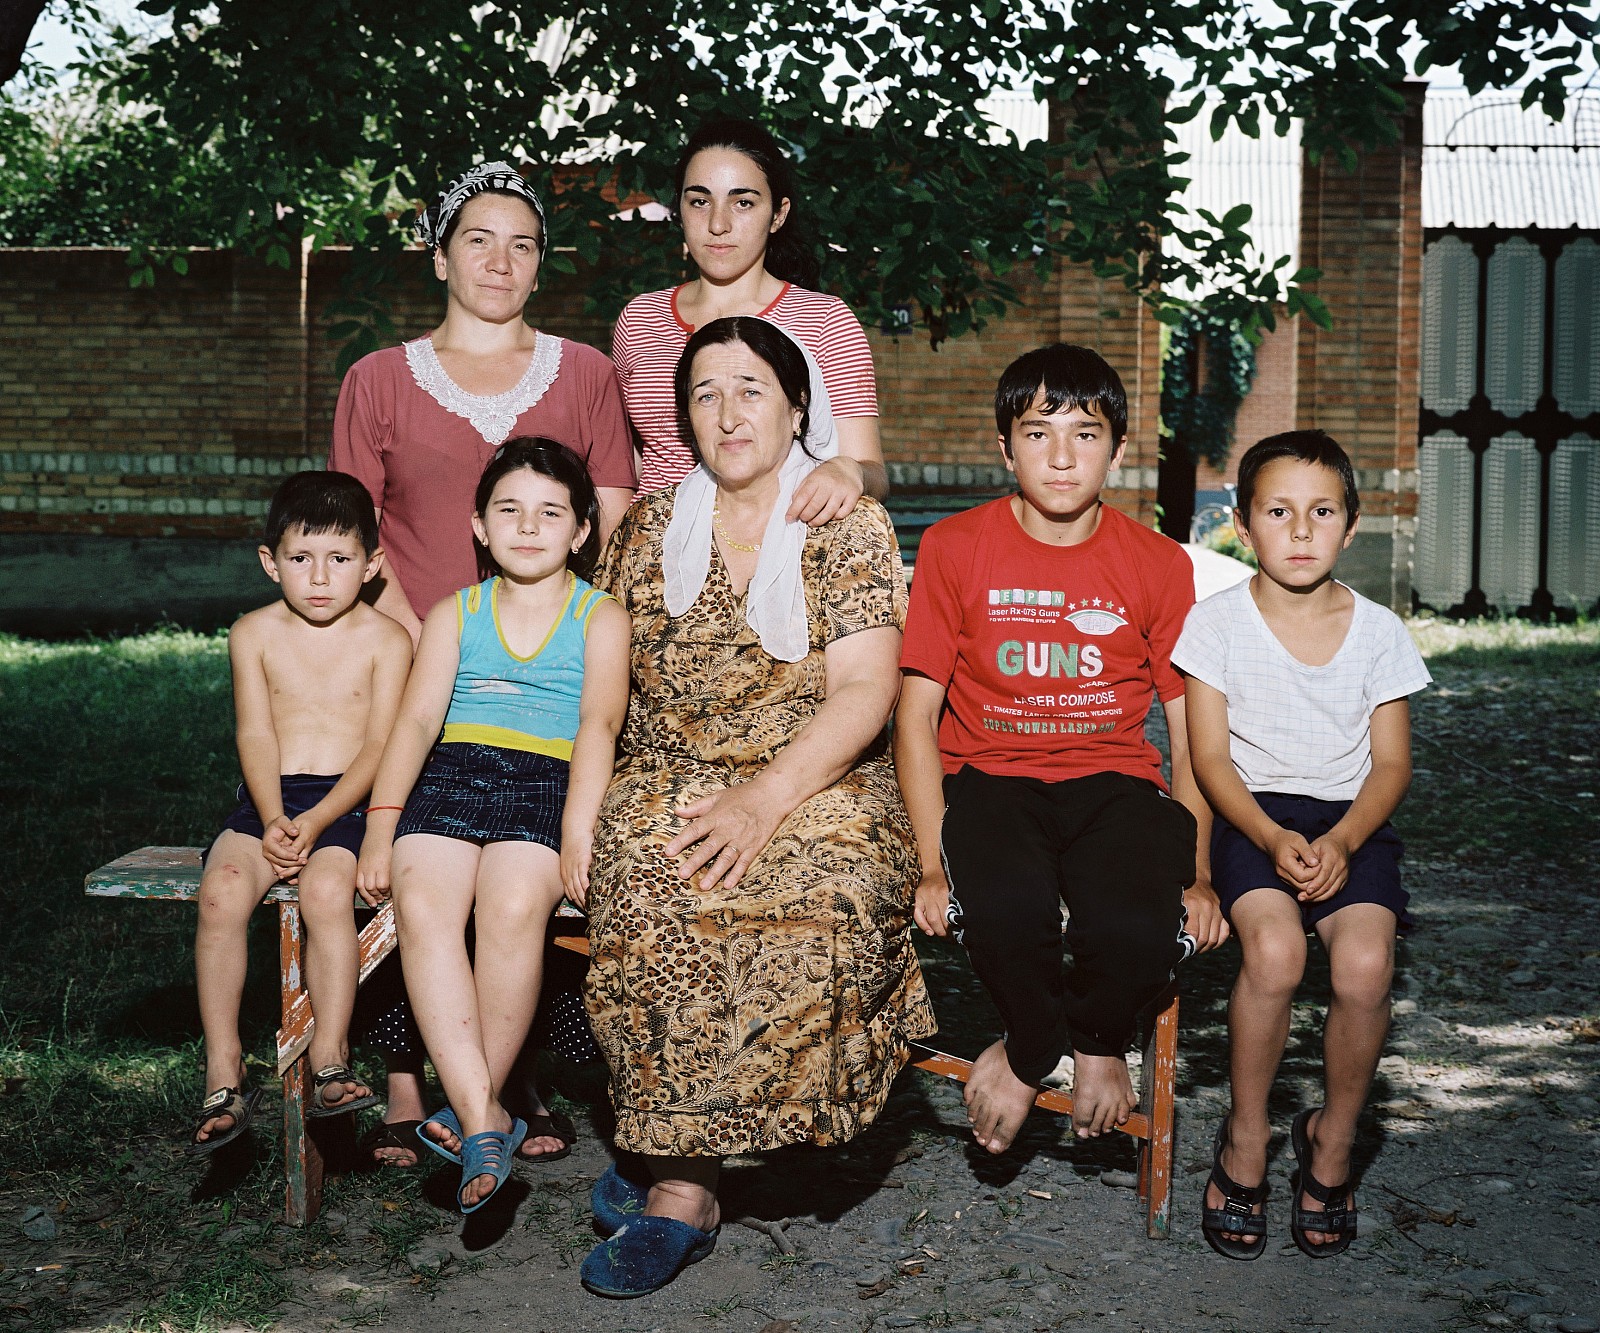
[458,1119,527,1214]
[592,1162,650,1236]
[416,1107,465,1166]
[580,1216,718,1298]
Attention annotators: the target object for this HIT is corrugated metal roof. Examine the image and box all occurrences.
[1166,111,1302,284]
[1423,90,1600,229]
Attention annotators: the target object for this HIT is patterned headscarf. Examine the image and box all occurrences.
[415,161,548,255]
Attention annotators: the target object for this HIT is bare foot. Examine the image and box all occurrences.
[1070,1053,1135,1138]
[646,1180,721,1234]
[1298,1109,1354,1247]
[1205,1116,1268,1242]
[370,1067,427,1166]
[515,1100,573,1161]
[963,1040,1038,1154]
[421,1110,463,1158]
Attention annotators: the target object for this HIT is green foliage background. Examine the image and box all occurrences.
[3,0,1594,365]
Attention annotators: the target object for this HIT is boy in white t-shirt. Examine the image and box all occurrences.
[1173,431,1430,1262]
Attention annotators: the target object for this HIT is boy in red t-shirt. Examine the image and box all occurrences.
[896,343,1228,1154]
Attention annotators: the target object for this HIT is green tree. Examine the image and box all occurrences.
[18,2,1599,363]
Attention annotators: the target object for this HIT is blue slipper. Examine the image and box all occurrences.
[458,1118,527,1214]
[416,1107,465,1166]
[592,1162,650,1236]
[580,1216,717,1298]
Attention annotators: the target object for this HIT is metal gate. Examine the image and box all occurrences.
[1416,226,1600,617]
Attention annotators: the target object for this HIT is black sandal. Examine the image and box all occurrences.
[186,1083,262,1156]
[1201,1115,1268,1260]
[1290,1107,1357,1257]
[516,1109,577,1163]
[357,1118,424,1167]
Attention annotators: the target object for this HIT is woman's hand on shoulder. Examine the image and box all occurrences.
[786,456,864,527]
[666,782,785,892]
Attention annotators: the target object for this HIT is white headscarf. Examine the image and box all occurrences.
[662,320,839,663]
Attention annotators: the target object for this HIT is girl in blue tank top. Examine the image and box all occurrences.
[359,439,629,1214]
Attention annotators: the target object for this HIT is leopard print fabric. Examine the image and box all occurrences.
[584,493,936,1156]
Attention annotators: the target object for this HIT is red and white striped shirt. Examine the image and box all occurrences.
[611,283,880,495]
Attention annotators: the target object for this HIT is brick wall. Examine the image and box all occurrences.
[2,245,1162,545]
[1295,82,1426,607]
[1197,312,1300,491]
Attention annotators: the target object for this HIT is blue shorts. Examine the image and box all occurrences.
[1210,791,1412,933]
[396,742,567,851]
[213,772,366,860]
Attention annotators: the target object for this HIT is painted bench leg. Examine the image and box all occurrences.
[1137,989,1178,1239]
[279,901,323,1226]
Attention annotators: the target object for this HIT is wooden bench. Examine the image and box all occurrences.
[907,992,1178,1239]
[89,848,1175,1237]
[85,845,585,1226]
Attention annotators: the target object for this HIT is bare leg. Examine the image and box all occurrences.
[1207,889,1306,1240]
[373,1055,427,1166]
[395,835,567,1207]
[392,834,484,1162]
[1070,1053,1136,1138]
[1302,904,1395,1244]
[964,1039,1039,1153]
[193,832,277,1142]
[470,841,567,1162]
[298,848,370,1108]
[644,1156,722,1233]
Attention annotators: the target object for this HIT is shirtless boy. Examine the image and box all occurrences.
[188,471,412,1153]
[896,343,1227,1154]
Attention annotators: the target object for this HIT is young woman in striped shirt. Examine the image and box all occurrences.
[611,117,889,521]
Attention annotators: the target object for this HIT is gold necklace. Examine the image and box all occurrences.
[713,500,762,553]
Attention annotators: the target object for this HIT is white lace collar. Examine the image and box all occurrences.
[404,333,564,446]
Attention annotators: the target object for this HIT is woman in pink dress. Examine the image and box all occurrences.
[329,161,636,1164]
[333,162,636,646]
[612,118,888,523]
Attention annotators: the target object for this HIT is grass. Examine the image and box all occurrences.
[0,618,1596,1329]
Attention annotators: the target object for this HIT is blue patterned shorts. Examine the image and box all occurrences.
[396,743,568,850]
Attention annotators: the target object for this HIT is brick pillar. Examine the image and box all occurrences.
[1296,81,1425,610]
[1047,98,1166,527]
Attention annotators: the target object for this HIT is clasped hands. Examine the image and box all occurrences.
[1270,827,1351,902]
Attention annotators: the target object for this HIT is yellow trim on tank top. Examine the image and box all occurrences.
[492,572,575,663]
[439,723,573,761]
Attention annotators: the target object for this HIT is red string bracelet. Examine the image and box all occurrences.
[365,804,405,814]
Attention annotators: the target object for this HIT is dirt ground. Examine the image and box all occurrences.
[209,851,1600,1333]
[21,632,1600,1333]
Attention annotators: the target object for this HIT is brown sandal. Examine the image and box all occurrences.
[307,1065,382,1119]
[186,1083,262,1156]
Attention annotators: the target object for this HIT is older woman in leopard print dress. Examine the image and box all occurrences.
[571,315,934,1297]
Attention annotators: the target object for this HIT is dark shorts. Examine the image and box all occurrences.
[1210,791,1412,932]
[212,772,365,860]
[396,742,568,850]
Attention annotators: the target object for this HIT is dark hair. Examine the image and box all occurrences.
[439,188,546,255]
[994,344,1129,454]
[673,117,820,290]
[263,470,379,554]
[674,317,813,466]
[1235,430,1360,531]
[473,438,602,578]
